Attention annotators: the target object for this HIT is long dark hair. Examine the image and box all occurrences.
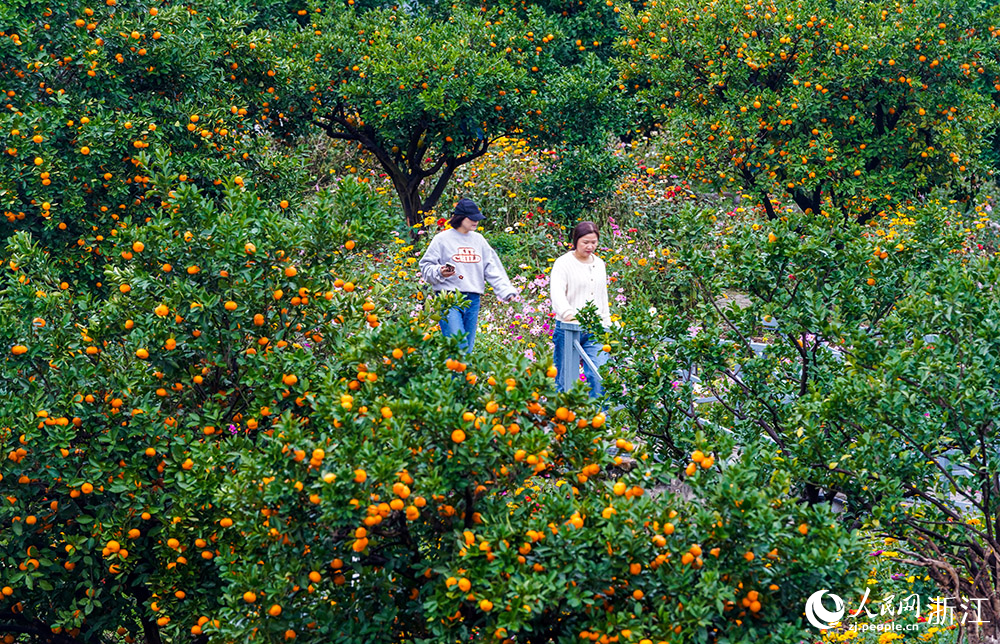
[571,221,600,249]
[449,213,466,229]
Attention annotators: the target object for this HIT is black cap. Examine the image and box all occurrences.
[454,198,484,221]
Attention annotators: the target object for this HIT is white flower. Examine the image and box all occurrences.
[648,306,658,317]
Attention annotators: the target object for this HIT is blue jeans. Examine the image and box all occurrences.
[552,320,606,398]
[439,292,481,353]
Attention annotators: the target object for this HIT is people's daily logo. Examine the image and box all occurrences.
[805,590,845,630]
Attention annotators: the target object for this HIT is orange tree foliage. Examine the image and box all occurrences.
[254,5,628,228]
[0,0,303,288]
[0,176,866,642]
[616,0,1000,223]
[0,168,378,643]
[599,196,1000,635]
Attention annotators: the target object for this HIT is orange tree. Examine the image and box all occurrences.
[601,197,1000,637]
[0,0,303,288]
[615,0,1000,223]
[207,340,863,643]
[251,5,628,228]
[0,163,389,643]
[793,255,1000,643]
[0,173,867,642]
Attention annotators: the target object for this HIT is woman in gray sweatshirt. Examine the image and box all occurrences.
[419,198,518,353]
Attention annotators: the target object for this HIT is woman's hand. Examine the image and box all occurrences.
[440,264,456,278]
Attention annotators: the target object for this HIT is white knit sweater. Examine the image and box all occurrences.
[550,251,612,327]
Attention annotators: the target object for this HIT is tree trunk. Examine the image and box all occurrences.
[399,185,423,231]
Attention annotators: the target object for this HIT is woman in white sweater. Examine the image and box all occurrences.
[550,221,611,397]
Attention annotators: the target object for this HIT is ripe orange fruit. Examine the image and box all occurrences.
[154,304,169,317]
[11,345,27,355]
[268,604,281,617]
[243,591,257,603]
[458,578,471,592]
[691,450,705,463]
[744,551,755,561]
[80,146,90,155]
[284,266,297,278]
[135,348,149,359]
[119,284,131,294]
[220,518,233,528]
[479,599,493,612]
[353,469,367,483]
[798,523,809,535]
[245,242,256,254]
[224,301,237,311]
[282,374,298,386]
[451,429,466,443]
[345,240,356,250]
[132,241,144,253]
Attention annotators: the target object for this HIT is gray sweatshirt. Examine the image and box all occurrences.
[419,228,518,300]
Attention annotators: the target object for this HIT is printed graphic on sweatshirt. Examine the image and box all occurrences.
[452,247,482,263]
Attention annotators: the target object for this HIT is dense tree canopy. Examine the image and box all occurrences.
[251,5,627,226]
[617,0,1000,221]
[0,0,302,287]
[2,0,999,643]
